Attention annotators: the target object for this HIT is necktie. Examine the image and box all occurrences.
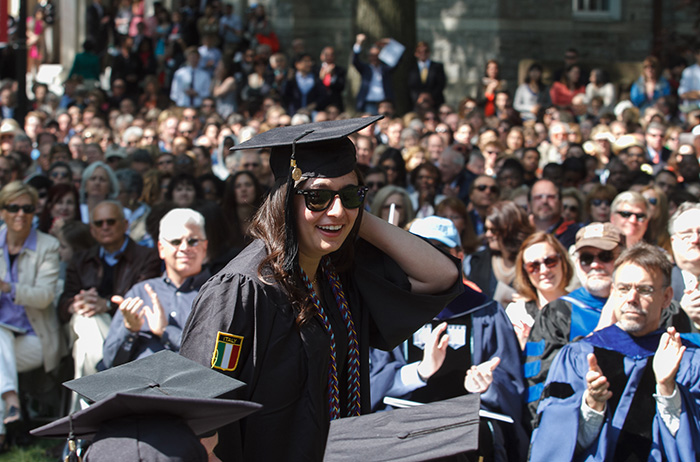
[190,68,196,106]
[420,64,428,84]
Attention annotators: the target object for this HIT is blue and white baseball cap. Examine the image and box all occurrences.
[409,216,461,249]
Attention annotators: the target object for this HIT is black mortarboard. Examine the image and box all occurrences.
[323,394,480,462]
[232,115,383,181]
[31,351,261,462]
[231,116,383,273]
[63,350,244,403]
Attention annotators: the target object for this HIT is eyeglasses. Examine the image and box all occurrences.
[675,227,700,242]
[366,181,385,189]
[645,197,658,206]
[295,185,367,212]
[93,218,117,227]
[51,171,69,179]
[614,283,656,298]
[562,204,578,212]
[524,254,561,274]
[578,250,615,266]
[475,184,499,194]
[3,204,35,214]
[591,198,611,207]
[164,237,203,247]
[615,210,647,222]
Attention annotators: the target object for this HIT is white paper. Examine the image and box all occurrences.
[378,39,405,67]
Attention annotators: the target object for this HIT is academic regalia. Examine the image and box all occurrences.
[369,283,527,461]
[180,239,461,461]
[529,324,700,462]
[524,295,693,426]
[179,116,461,462]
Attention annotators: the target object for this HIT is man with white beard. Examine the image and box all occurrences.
[522,223,624,422]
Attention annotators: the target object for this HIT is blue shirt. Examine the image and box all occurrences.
[0,227,37,335]
[101,269,210,368]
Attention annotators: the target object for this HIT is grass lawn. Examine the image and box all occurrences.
[0,439,63,462]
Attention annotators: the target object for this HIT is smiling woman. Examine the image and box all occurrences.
[0,182,61,445]
[180,117,462,461]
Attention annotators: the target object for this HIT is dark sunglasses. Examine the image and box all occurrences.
[615,210,647,222]
[591,199,611,207]
[93,218,118,227]
[4,204,35,214]
[475,184,499,194]
[562,204,578,212]
[165,237,202,247]
[366,181,385,189]
[524,254,560,275]
[295,186,367,212]
[646,197,658,206]
[579,250,615,266]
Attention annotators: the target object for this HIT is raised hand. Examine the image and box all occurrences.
[653,326,686,396]
[464,357,500,393]
[417,322,449,381]
[584,353,612,412]
[112,294,145,332]
[142,284,168,337]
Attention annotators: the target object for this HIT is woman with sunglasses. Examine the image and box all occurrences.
[0,182,61,450]
[508,232,573,349]
[180,117,461,461]
[585,184,617,224]
[610,191,649,248]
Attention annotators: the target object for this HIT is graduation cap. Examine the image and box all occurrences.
[231,116,383,273]
[323,394,480,461]
[63,350,244,403]
[232,116,383,182]
[31,351,260,461]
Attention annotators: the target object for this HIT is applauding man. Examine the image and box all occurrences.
[530,242,700,461]
[102,209,209,368]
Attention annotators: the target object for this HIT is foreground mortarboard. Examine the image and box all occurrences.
[323,394,480,462]
[31,351,261,461]
[30,393,260,438]
[64,350,244,403]
[232,116,383,181]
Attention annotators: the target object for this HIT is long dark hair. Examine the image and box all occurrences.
[38,183,81,233]
[249,174,363,326]
[222,170,266,248]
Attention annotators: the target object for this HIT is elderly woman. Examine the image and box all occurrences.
[0,182,61,447]
[610,191,649,247]
[79,161,120,224]
[179,117,460,460]
[507,232,573,349]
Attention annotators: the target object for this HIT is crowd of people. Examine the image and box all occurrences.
[1,0,700,459]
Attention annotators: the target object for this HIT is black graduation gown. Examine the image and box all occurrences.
[180,239,462,461]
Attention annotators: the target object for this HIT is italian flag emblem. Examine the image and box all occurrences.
[211,332,244,371]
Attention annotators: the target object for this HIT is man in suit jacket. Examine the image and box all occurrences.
[86,0,110,54]
[352,34,399,114]
[407,41,446,111]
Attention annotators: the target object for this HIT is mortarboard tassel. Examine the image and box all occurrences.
[64,415,83,462]
[282,130,313,273]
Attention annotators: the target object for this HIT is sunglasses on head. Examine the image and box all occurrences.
[578,250,615,266]
[4,204,35,214]
[164,237,202,247]
[615,210,647,222]
[591,198,611,207]
[524,254,560,275]
[93,218,117,227]
[295,185,367,212]
[475,184,499,194]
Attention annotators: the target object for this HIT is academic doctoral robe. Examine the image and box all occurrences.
[180,239,462,461]
[529,324,700,462]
